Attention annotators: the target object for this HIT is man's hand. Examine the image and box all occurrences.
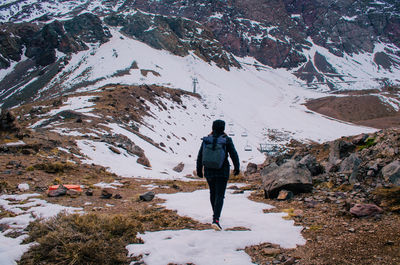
[233,168,240,176]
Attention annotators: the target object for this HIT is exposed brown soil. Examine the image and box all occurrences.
[246,190,400,265]
[305,88,400,129]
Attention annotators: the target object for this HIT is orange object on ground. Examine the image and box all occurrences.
[48,185,82,192]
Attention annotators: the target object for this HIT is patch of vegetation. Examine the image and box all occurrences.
[357,137,376,150]
[131,207,204,231]
[20,213,143,265]
[30,162,75,173]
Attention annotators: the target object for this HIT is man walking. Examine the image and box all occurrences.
[196,120,240,230]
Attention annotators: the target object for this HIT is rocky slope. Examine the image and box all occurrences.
[1,0,400,110]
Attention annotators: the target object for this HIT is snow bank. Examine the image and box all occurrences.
[126,188,305,265]
[0,193,82,264]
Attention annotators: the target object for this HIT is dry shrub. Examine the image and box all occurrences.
[32,162,75,173]
[131,208,204,231]
[20,212,143,265]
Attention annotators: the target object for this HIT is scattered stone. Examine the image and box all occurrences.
[85,188,93,196]
[350,203,383,217]
[305,200,318,208]
[114,194,122,199]
[101,188,113,199]
[299,154,323,176]
[245,162,258,175]
[348,228,355,233]
[140,191,155,201]
[381,160,400,185]
[292,209,304,217]
[48,184,68,197]
[385,240,394,246]
[173,162,184,172]
[329,140,355,163]
[172,184,181,190]
[283,257,296,265]
[352,134,369,145]
[262,247,281,256]
[109,146,121,154]
[67,189,80,198]
[339,153,361,183]
[277,190,294,200]
[18,183,29,191]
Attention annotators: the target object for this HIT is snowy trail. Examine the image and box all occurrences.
[127,187,305,265]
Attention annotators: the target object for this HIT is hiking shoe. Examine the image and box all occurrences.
[212,220,222,231]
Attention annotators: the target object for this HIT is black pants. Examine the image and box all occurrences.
[206,177,228,221]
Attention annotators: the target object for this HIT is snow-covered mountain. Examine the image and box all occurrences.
[0,0,399,178]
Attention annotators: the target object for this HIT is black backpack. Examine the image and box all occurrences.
[202,135,227,169]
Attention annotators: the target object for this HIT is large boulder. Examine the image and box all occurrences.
[381,161,400,185]
[299,154,324,176]
[350,203,383,217]
[261,160,313,199]
[329,140,355,164]
[339,153,361,183]
[245,162,258,175]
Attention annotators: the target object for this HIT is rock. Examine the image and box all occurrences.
[140,191,155,201]
[299,154,323,176]
[339,154,361,183]
[277,190,293,200]
[67,189,80,198]
[173,162,184,172]
[18,183,29,191]
[329,140,355,164]
[245,162,258,175]
[324,162,339,173]
[385,240,395,246]
[262,160,312,199]
[350,203,383,217]
[233,190,245,194]
[283,257,296,265]
[101,188,113,199]
[262,247,281,256]
[48,184,68,197]
[381,160,400,185]
[114,194,122,199]
[85,188,93,196]
[137,155,151,167]
[0,110,20,133]
[260,162,279,176]
[352,134,369,145]
[292,209,304,217]
[108,146,121,154]
[172,184,181,190]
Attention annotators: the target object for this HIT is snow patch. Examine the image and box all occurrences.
[127,189,305,265]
